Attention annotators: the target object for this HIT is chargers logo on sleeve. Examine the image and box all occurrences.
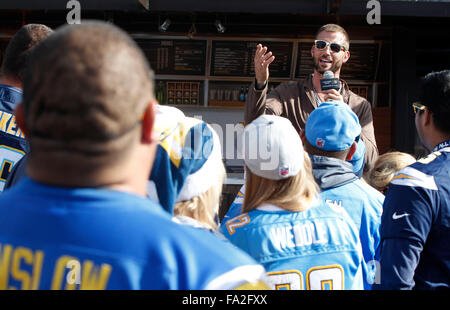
[391,166,438,190]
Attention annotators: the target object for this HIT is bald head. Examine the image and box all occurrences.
[21,21,156,187]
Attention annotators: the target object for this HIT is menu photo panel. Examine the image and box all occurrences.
[210,40,293,78]
[295,41,379,81]
[136,39,207,76]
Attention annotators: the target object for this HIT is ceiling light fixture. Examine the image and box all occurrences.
[188,23,197,39]
[215,20,226,34]
[159,18,171,32]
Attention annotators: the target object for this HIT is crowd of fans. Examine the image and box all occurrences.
[0,21,448,290]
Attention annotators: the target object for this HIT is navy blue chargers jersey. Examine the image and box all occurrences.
[375,142,450,289]
[0,84,29,192]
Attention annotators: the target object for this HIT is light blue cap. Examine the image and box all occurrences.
[305,101,361,151]
[348,139,366,177]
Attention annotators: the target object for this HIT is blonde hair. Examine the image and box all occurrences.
[367,151,416,193]
[173,162,226,231]
[242,154,319,213]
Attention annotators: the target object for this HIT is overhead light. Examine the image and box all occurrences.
[159,19,171,32]
[215,20,226,34]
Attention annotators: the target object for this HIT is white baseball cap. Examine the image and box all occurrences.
[242,115,304,180]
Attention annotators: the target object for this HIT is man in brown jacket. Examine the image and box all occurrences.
[245,24,378,174]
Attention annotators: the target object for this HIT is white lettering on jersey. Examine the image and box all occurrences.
[325,200,345,213]
[270,226,295,249]
[270,222,327,251]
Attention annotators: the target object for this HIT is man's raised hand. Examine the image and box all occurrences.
[254,44,275,89]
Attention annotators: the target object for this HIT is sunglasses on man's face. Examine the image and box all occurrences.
[314,40,346,53]
[412,102,426,115]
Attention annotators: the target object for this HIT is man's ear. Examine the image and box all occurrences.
[141,100,157,144]
[14,103,29,138]
[345,141,357,161]
[342,50,350,64]
[423,107,433,127]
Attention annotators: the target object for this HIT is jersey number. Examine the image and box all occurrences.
[225,214,250,235]
[0,145,25,191]
[267,265,344,290]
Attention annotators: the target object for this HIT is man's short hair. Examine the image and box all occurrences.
[315,24,350,51]
[420,70,450,134]
[303,138,350,161]
[22,21,154,171]
[1,24,53,82]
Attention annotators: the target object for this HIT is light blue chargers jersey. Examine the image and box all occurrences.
[222,184,245,223]
[220,201,364,290]
[320,179,384,289]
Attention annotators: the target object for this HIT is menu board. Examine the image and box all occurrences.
[295,42,315,78]
[211,40,292,78]
[340,43,378,81]
[136,39,206,75]
[295,42,379,81]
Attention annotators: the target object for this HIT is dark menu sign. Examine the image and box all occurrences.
[211,40,292,78]
[136,39,206,75]
[295,42,315,78]
[295,42,379,81]
[340,43,378,81]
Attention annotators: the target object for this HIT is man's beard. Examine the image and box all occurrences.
[313,57,343,75]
